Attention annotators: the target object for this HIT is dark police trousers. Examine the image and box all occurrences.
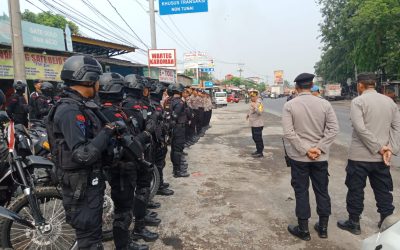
[251,126,264,154]
[108,164,137,249]
[60,168,105,249]
[171,124,186,170]
[345,160,394,218]
[290,160,331,219]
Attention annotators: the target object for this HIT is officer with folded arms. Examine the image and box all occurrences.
[282,73,339,241]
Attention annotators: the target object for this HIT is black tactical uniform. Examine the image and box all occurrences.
[7,81,29,127]
[29,82,54,120]
[149,82,174,196]
[98,73,149,250]
[170,84,190,178]
[47,55,113,249]
[122,74,159,242]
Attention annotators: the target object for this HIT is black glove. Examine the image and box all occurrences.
[145,118,156,134]
[113,120,127,134]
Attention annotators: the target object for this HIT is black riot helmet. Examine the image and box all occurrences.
[150,83,166,101]
[40,82,55,97]
[144,77,154,89]
[124,74,144,91]
[171,83,185,94]
[13,80,27,92]
[60,55,103,87]
[99,72,125,102]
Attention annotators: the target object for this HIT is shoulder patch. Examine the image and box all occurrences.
[76,114,86,122]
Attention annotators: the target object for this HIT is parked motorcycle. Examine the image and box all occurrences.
[0,111,75,249]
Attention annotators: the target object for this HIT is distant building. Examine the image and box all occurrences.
[246,77,263,84]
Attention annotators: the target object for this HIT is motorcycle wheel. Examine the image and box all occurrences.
[149,167,160,201]
[101,183,114,242]
[0,187,75,250]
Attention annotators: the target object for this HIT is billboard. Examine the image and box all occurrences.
[184,51,214,70]
[159,68,175,83]
[148,49,176,67]
[0,19,67,51]
[0,50,67,81]
[159,0,208,15]
[274,70,284,85]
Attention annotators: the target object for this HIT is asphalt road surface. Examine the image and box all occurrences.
[263,97,400,167]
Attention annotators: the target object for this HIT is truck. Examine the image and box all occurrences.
[324,83,342,100]
[270,85,284,98]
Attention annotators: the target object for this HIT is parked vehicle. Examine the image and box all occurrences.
[271,85,284,98]
[0,111,74,249]
[362,214,400,250]
[214,91,228,106]
[324,83,343,100]
[227,94,240,103]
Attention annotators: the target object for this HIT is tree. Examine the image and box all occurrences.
[21,10,80,35]
[315,0,400,82]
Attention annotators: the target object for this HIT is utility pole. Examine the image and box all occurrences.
[8,0,26,84]
[238,63,244,78]
[148,0,157,49]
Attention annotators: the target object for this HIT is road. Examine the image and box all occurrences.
[263,97,400,167]
[144,102,400,250]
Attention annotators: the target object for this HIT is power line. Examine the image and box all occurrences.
[24,0,47,12]
[167,16,196,51]
[105,0,150,49]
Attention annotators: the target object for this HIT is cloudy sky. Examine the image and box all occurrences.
[1,0,323,83]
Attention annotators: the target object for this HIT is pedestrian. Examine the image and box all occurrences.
[282,73,339,241]
[246,90,265,158]
[98,72,149,250]
[46,55,114,249]
[337,72,400,235]
[6,80,29,127]
[30,79,42,99]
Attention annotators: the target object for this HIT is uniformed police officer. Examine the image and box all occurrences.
[47,55,114,249]
[7,81,29,127]
[282,73,339,241]
[337,73,400,235]
[29,81,54,120]
[98,72,149,250]
[170,83,190,178]
[122,74,159,242]
[246,90,264,158]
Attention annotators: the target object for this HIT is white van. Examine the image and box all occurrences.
[214,92,228,106]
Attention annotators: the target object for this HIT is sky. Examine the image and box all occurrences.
[1,0,324,83]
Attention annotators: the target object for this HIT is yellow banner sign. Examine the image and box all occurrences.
[0,50,67,81]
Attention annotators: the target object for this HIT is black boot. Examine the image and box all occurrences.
[288,219,311,241]
[378,213,391,228]
[132,219,159,242]
[337,215,361,235]
[147,201,161,209]
[123,241,149,250]
[159,182,170,189]
[314,216,329,238]
[146,210,158,218]
[157,187,174,196]
[144,214,161,227]
[174,170,190,178]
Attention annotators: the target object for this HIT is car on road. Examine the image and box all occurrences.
[227,94,240,103]
[214,91,228,106]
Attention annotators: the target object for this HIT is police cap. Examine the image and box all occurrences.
[294,73,315,85]
[357,72,377,83]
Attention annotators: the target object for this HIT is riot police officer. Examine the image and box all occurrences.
[122,74,159,242]
[46,55,114,249]
[98,72,149,250]
[170,83,190,178]
[7,81,29,127]
[29,81,55,120]
[149,82,174,196]
[282,73,339,241]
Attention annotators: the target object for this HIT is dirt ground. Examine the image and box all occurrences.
[132,102,400,250]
